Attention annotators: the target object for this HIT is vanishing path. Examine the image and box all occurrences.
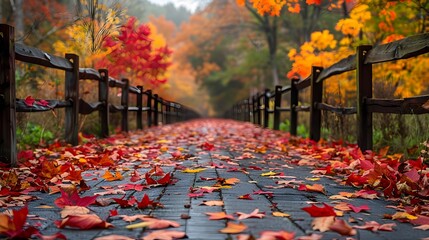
[2,119,429,240]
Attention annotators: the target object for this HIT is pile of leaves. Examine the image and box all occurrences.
[0,119,428,239]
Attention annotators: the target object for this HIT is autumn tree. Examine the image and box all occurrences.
[94,17,172,87]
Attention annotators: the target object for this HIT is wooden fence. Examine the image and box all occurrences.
[226,33,429,151]
[0,24,199,166]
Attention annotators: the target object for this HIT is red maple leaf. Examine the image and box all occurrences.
[145,172,171,186]
[201,142,215,151]
[0,206,40,239]
[137,194,163,209]
[302,203,336,217]
[24,96,35,107]
[54,189,98,208]
[113,196,137,208]
[347,204,370,213]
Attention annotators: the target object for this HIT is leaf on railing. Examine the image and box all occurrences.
[422,99,429,110]
[24,96,35,106]
[24,96,51,108]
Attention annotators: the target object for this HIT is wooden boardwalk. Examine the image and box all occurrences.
[1,119,428,240]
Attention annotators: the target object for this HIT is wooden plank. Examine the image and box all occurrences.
[98,69,109,137]
[316,54,356,83]
[310,66,323,142]
[78,99,103,114]
[295,106,310,112]
[79,68,101,81]
[365,33,429,64]
[366,95,429,114]
[109,104,124,113]
[315,102,357,115]
[0,24,17,165]
[295,77,310,90]
[357,45,373,151]
[108,77,125,88]
[15,43,74,70]
[16,99,71,112]
[273,85,282,130]
[280,85,291,94]
[64,54,79,145]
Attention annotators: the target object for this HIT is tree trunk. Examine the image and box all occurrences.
[14,0,24,42]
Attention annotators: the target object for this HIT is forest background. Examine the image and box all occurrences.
[1,0,429,154]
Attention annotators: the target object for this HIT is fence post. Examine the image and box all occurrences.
[273,85,282,130]
[153,94,159,126]
[309,66,323,142]
[121,78,129,132]
[65,53,79,145]
[160,98,164,124]
[257,92,262,126]
[290,78,299,136]
[146,90,153,127]
[0,24,16,165]
[98,69,109,137]
[357,45,373,151]
[137,85,143,130]
[166,102,171,124]
[263,89,270,128]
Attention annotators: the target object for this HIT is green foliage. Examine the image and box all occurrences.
[17,123,54,149]
[279,119,308,138]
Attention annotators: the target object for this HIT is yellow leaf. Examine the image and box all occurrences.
[35,205,54,209]
[306,177,320,181]
[200,200,224,206]
[181,168,206,173]
[261,171,278,177]
[224,178,240,185]
[125,221,153,229]
[272,212,290,218]
[392,212,418,220]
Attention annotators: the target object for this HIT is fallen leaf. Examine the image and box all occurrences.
[94,235,134,240]
[55,214,113,229]
[60,206,90,218]
[219,222,247,234]
[205,212,235,220]
[34,232,67,240]
[181,168,206,173]
[329,218,356,236]
[311,216,335,232]
[54,189,97,208]
[102,170,123,181]
[298,184,325,194]
[142,230,186,240]
[259,230,295,240]
[354,221,396,231]
[302,203,336,217]
[0,206,39,239]
[261,171,279,177]
[391,212,418,220]
[236,209,265,220]
[414,224,429,230]
[238,194,253,200]
[200,200,224,206]
[347,203,370,213]
[296,233,323,240]
[272,211,290,218]
[119,214,152,222]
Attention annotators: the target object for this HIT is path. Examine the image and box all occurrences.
[1,119,428,240]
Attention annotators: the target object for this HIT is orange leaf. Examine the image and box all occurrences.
[205,212,234,220]
[94,235,134,240]
[55,214,113,229]
[102,170,123,181]
[219,222,247,234]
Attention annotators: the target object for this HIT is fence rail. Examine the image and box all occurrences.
[226,32,429,151]
[0,24,199,166]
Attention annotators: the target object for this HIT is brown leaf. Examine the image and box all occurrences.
[55,214,113,229]
[200,200,224,206]
[354,221,396,231]
[329,218,356,236]
[94,235,134,240]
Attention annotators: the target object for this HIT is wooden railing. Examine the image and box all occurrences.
[226,32,429,151]
[0,24,199,165]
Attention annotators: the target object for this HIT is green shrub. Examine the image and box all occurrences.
[17,123,54,149]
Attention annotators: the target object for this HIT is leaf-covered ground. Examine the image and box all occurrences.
[1,119,428,240]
